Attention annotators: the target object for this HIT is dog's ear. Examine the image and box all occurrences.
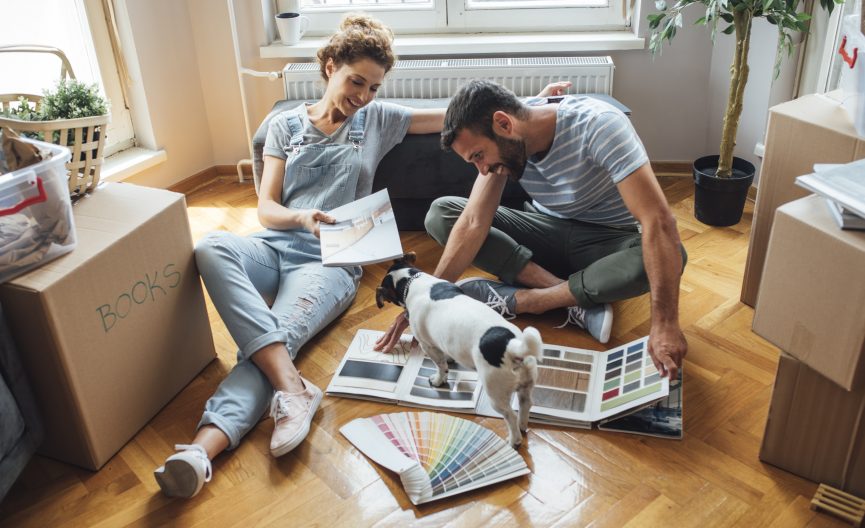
[375,287,386,308]
[403,251,417,265]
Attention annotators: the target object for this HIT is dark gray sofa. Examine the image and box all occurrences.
[251,96,630,230]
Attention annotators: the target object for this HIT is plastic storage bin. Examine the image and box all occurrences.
[839,14,865,137]
[0,138,75,283]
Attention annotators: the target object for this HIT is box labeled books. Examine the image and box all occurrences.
[326,329,671,429]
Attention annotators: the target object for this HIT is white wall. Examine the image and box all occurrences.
[118,0,214,188]
[612,0,714,162]
[119,0,791,188]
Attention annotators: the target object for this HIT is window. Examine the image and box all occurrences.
[0,0,135,156]
[290,0,632,35]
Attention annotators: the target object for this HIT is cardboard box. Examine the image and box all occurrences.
[741,93,865,307]
[0,183,215,470]
[760,353,865,497]
[753,195,865,390]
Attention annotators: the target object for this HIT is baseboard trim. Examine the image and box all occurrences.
[169,164,254,195]
[651,161,692,177]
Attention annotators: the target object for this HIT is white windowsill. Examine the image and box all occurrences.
[102,147,167,181]
[260,31,645,59]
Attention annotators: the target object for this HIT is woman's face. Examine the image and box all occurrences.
[324,57,387,117]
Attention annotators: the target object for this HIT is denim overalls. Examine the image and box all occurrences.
[193,108,367,448]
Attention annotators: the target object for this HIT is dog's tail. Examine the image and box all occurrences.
[506,326,543,369]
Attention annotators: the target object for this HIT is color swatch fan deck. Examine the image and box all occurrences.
[340,412,530,504]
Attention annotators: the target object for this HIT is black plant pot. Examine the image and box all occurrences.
[693,155,755,227]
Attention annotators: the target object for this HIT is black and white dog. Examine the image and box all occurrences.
[376,253,542,447]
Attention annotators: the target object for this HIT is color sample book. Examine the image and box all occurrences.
[326,329,481,410]
[340,411,530,504]
[526,336,670,425]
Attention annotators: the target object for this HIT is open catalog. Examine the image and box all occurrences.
[319,189,403,267]
[327,329,674,433]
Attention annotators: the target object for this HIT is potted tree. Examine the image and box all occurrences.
[648,0,841,226]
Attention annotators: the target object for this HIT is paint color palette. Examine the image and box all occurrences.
[599,340,661,413]
[530,336,669,424]
[340,411,530,504]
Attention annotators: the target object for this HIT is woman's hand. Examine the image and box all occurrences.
[303,209,336,238]
[374,312,411,353]
[537,81,572,98]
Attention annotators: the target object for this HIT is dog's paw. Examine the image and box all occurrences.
[429,373,447,387]
[510,436,522,449]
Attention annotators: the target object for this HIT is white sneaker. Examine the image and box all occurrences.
[269,377,323,457]
[154,444,212,498]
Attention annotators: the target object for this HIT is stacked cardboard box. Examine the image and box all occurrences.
[0,183,215,470]
[741,92,865,307]
[754,195,865,495]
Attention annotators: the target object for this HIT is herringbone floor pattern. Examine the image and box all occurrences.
[0,176,846,527]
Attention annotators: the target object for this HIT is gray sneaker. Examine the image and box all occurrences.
[556,304,613,344]
[456,277,518,319]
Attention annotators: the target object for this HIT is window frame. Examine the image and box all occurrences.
[81,0,136,156]
[301,0,631,36]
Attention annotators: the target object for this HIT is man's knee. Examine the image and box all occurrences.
[424,196,465,245]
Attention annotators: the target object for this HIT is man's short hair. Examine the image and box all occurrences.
[441,80,527,151]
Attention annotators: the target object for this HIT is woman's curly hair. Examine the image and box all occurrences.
[316,13,396,83]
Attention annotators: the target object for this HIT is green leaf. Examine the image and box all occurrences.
[695,15,707,24]
[720,12,734,22]
[722,24,735,33]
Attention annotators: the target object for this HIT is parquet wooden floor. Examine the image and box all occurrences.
[0,176,848,527]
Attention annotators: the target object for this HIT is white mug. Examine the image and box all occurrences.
[275,12,309,46]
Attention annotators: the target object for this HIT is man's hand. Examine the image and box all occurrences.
[374,312,411,353]
[537,81,572,98]
[303,209,335,238]
[647,324,687,380]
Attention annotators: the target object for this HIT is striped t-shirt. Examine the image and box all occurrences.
[520,96,648,226]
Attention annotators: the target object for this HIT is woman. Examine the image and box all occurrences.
[153,13,567,499]
[152,14,442,499]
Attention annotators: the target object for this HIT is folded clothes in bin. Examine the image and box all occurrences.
[0,131,75,284]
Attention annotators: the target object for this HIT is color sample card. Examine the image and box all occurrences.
[599,340,662,412]
[533,347,594,413]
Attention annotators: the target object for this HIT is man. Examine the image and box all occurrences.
[375,80,687,379]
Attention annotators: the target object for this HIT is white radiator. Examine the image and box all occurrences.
[282,56,614,100]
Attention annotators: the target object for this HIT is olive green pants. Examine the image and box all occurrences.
[424,197,687,308]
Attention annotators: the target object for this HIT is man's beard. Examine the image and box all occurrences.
[491,135,527,182]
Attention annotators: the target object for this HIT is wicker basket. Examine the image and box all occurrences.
[0,45,109,196]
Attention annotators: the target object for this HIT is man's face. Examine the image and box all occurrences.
[451,128,527,181]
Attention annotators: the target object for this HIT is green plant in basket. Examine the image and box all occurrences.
[0,96,41,122]
[39,79,109,121]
